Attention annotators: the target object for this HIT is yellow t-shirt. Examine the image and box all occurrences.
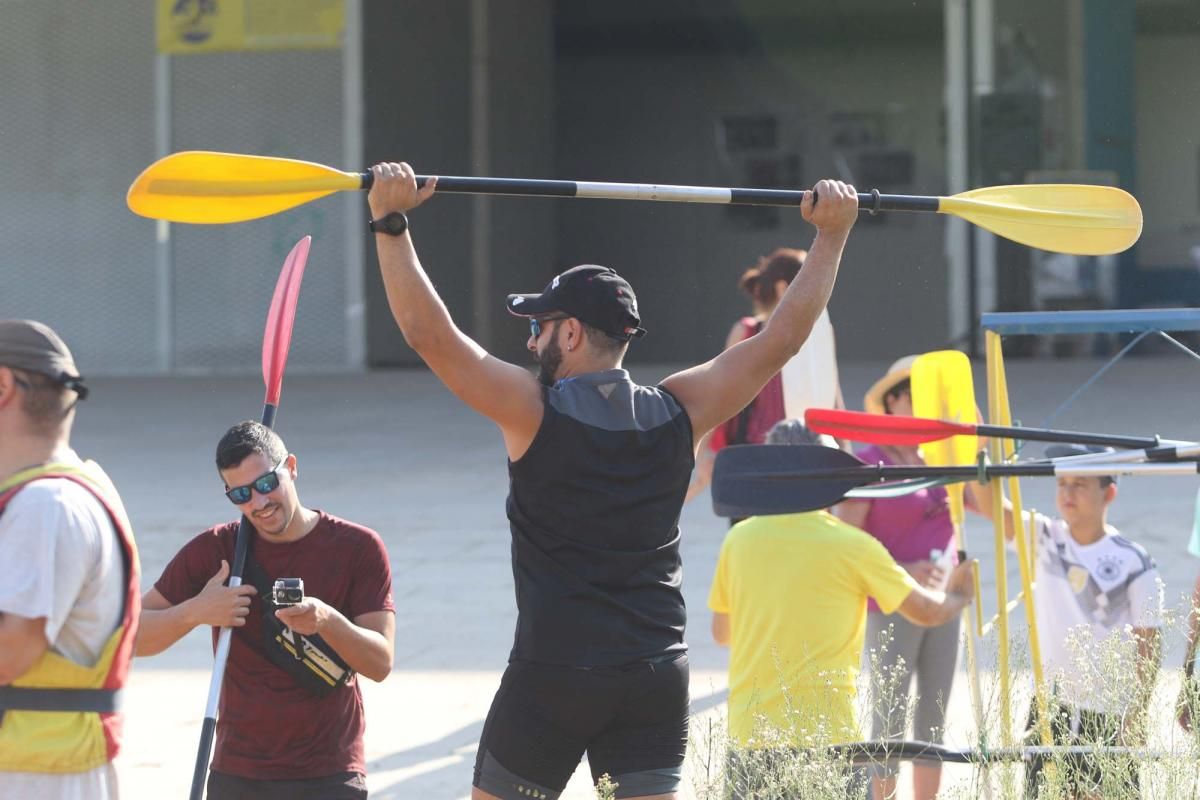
[708,510,918,748]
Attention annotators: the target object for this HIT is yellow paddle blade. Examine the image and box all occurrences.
[939,184,1142,256]
[912,350,978,526]
[912,350,978,468]
[127,151,363,224]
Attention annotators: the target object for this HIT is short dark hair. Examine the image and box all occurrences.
[765,419,825,447]
[885,377,912,402]
[12,368,73,433]
[581,321,629,358]
[215,421,288,472]
[1045,444,1116,488]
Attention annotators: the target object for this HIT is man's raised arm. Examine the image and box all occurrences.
[368,163,543,457]
[661,179,859,442]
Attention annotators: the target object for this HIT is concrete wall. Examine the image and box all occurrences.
[363,1,556,366]
[1,2,353,375]
[21,3,1187,374]
[553,3,950,362]
[1135,34,1200,270]
[0,1,159,373]
[169,48,349,371]
[365,2,951,366]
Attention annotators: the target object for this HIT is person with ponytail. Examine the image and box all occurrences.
[686,248,844,512]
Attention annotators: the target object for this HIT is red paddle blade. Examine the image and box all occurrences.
[262,236,311,406]
[805,408,976,446]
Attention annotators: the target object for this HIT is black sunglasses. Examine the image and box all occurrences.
[529,315,568,338]
[11,372,90,402]
[224,457,288,504]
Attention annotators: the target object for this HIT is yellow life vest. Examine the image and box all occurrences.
[0,461,140,774]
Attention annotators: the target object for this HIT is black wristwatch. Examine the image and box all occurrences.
[369,211,409,236]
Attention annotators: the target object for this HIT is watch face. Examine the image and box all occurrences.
[385,213,407,234]
[373,212,407,235]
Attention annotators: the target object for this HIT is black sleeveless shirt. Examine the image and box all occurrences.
[506,368,694,666]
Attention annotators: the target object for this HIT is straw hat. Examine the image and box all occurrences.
[863,354,918,415]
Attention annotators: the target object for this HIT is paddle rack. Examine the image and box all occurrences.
[978,307,1200,755]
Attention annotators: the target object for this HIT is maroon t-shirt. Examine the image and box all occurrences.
[155,511,394,780]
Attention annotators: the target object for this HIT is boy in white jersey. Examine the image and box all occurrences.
[1176,490,1200,733]
[989,444,1162,799]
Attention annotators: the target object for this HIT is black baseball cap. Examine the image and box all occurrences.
[505,265,647,341]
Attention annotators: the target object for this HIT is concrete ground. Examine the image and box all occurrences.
[71,354,1200,799]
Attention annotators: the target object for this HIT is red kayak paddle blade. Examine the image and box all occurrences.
[262,236,311,406]
[804,408,975,447]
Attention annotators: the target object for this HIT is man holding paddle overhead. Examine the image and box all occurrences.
[367,160,858,800]
[136,422,394,800]
[0,320,137,800]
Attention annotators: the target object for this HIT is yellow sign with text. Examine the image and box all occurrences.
[157,0,344,54]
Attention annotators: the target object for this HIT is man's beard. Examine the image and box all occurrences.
[252,501,291,537]
[536,334,564,387]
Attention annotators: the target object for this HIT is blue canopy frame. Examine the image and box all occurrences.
[981,306,1200,432]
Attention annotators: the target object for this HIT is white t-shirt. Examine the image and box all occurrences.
[0,454,124,797]
[780,308,838,420]
[1188,484,1200,558]
[0,764,118,800]
[1021,513,1163,714]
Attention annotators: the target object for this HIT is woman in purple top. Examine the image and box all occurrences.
[837,355,977,800]
[855,440,956,612]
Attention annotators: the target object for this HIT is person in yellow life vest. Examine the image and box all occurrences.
[0,320,139,800]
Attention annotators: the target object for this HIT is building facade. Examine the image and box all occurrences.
[1,1,1193,372]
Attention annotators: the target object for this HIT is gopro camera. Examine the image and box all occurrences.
[272,577,305,606]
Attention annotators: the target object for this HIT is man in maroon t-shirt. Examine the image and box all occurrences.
[136,421,395,799]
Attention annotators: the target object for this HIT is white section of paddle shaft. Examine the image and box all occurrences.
[574,181,733,203]
[1052,461,1199,477]
[202,576,243,718]
[1046,441,1199,465]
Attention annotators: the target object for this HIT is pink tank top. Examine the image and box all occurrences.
[710,318,785,448]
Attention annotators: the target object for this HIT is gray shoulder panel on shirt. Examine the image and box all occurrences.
[547,372,682,432]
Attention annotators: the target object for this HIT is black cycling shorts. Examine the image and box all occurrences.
[473,653,689,800]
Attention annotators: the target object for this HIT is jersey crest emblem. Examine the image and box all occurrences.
[1067,564,1090,594]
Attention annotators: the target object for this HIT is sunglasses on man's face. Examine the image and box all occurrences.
[224,458,287,504]
[529,315,567,339]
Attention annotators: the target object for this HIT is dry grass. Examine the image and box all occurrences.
[674,605,1200,800]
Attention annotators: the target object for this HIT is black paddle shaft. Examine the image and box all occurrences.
[976,422,1160,450]
[358,171,940,212]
